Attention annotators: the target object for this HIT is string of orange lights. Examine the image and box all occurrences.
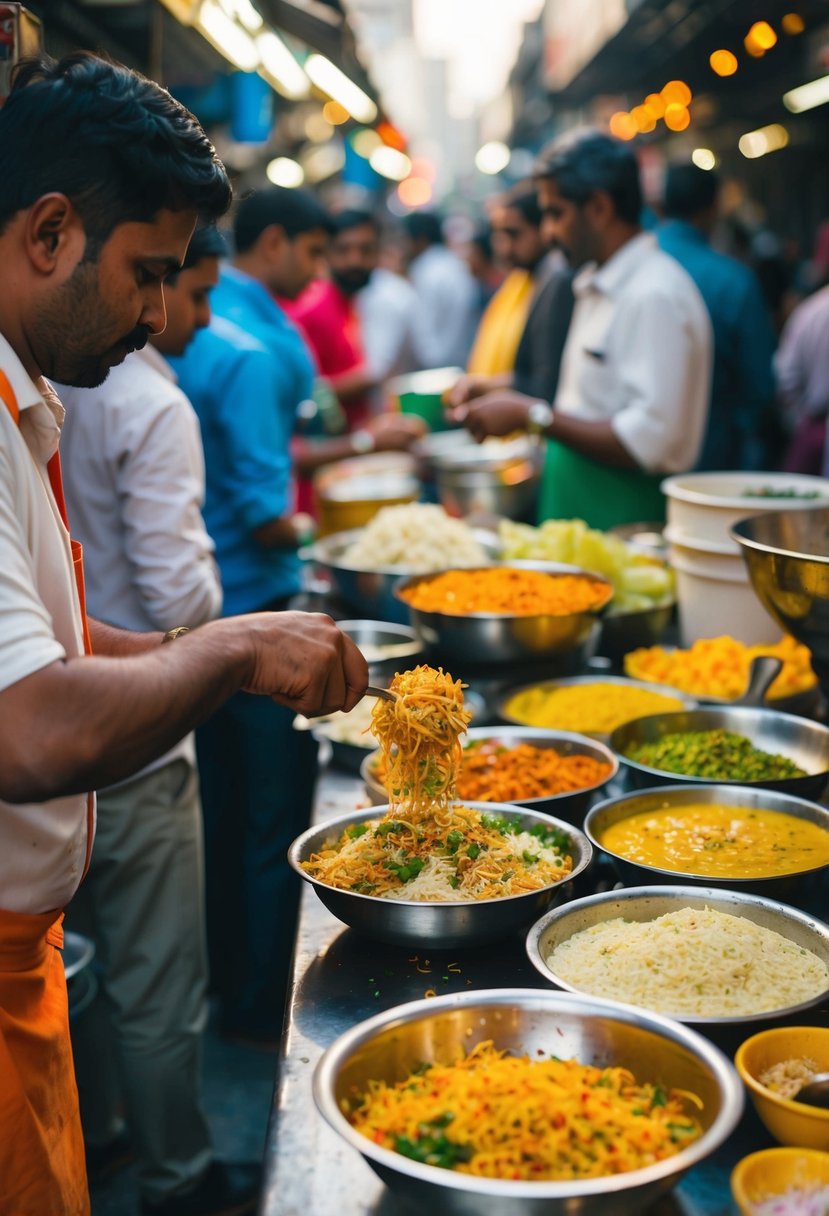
[607,12,806,144]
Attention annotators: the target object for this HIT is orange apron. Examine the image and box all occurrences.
[0,370,93,1215]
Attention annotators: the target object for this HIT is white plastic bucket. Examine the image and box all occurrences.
[667,529,779,647]
[661,471,829,547]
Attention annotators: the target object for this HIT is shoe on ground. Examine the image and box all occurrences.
[85,1128,134,1183]
[141,1160,261,1216]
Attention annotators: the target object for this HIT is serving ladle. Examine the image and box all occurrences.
[794,1073,829,1109]
[365,685,395,702]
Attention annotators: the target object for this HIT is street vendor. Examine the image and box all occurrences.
[448,130,713,531]
[0,52,367,1216]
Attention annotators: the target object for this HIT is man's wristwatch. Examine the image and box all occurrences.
[351,428,376,454]
[527,400,554,435]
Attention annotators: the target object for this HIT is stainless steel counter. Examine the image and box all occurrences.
[261,755,779,1216]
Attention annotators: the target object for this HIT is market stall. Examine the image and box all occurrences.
[264,489,829,1216]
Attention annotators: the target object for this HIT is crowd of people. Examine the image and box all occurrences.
[2,41,829,1216]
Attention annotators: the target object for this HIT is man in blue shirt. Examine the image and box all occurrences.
[659,164,776,470]
[171,188,333,1043]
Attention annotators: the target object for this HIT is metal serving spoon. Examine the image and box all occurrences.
[366,685,396,702]
[794,1073,829,1108]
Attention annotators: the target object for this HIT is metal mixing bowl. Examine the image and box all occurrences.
[526,885,829,1031]
[610,704,829,800]
[288,800,592,949]
[395,565,613,664]
[584,783,829,901]
[731,506,829,693]
[313,987,744,1216]
[336,619,423,683]
[301,527,499,624]
[498,674,697,743]
[597,598,676,662]
[361,726,618,824]
[430,436,544,521]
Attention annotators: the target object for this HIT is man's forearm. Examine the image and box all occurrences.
[90,617,164,657]
[1,620,252,802]
[549,412,639,470]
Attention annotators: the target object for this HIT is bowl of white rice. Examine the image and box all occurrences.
[526,885,829,1036]
[300,504,497,624]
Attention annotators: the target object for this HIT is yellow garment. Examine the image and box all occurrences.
[467,269,534,375]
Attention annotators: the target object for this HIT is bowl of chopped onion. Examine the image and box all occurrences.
[732,1146,829,1215]
[314,987,743,1215]
[288,800,592,950]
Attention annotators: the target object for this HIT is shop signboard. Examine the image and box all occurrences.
[543,0,646,91]
[0,3,42,104]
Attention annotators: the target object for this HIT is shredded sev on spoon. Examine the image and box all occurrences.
[370,665,472,821]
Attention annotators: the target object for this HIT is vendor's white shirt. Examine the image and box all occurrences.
[0,333,90,914]
[58,346,222,778]
[553,232,713,472]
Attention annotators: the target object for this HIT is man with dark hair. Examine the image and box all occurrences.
[171,188,369,1048]
[402,209,479,369]
[0,55,366,1216]
[659,162,776,470]
[452,181,574,406]
[450,130,712,529]
[58,225,262,1216]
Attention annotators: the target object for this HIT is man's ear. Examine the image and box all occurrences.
[259,222,287,261]
[23,193,86,274]
[584,189,615,231]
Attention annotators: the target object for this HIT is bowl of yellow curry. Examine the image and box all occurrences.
[585,784,829,904]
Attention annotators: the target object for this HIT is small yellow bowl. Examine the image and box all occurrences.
[731,1146,829,1213]
[735,1026,829,1149]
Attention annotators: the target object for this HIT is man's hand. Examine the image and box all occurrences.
[235,611,368,717]
[365,413,428,451]
[444,373,500,408]
[447,390,535,442]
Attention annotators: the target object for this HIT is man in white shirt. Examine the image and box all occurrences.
[58,225,241,1215]
[452,131,712,529]
[0,51,366,1216]
[403,211,479,371]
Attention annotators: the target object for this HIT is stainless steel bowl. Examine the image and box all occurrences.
[499,674,697,743]
[301,527,499,625]
[288,800,593,950]
[313,987,744,1216]
[526,885,829,1030]
[395,566,613,664]
[360,726,618,825]
[432,438,543,521]
[336,619,423,683]
[610,704,829,800]
[597,599,676,662]
[584,783,829,901]
[731,506,829,694]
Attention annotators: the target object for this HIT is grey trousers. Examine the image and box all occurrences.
[66,759,213,1203]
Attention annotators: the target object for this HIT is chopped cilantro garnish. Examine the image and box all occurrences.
[346,823,369,840]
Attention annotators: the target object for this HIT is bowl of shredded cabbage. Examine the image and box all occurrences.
[314,987,743,1215]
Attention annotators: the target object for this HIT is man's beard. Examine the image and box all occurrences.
[331,267,372,296]
[30,261,150,388]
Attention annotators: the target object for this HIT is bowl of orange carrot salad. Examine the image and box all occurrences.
[361,726,618,824]
[395,565,614,663]
[314,987,743,1215]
